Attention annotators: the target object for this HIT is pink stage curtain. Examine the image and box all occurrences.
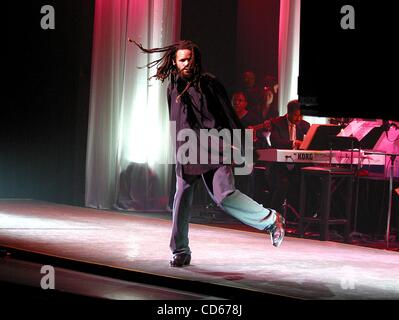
[278,0,301,116]
[86,0,181,210]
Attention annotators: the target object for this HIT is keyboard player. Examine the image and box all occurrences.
[270,100,310,150]
[268,100,310,214]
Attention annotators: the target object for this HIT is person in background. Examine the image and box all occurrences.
[269,100,310,214]
[242,75,280,149]
[231,91,259,129]
[231,91,260,198]
[262,75,279,120]
[270,100,310,150]
[240,70,264,112]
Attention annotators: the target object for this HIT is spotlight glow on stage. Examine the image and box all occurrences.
[125,75,170,166]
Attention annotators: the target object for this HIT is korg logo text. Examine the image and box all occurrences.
[298,153,313,161]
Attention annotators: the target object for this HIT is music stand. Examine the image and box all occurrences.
[303,129,362,241]
[300,124,342,150]
[359,126,385,150]
[328,136,360,150]
[327,136,360,169]
[364,151,399,249]
[330,136,368,243]
[348,125,385,242]
[334,130,385,240]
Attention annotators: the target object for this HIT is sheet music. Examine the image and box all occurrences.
[337,119,382,141]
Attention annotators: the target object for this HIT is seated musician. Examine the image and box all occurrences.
[262,74,279,121]
[231,91,259,128]
[268,100,310,214]
[231,91,275,203]
[231,91,260,197]
[270,100,310,149]
[246,80,281,149]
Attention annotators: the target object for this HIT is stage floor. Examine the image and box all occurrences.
[1,199,399,300]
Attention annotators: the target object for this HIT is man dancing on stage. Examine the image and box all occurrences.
[133,39,285,267]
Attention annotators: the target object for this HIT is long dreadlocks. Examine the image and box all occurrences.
[130,39,202,101]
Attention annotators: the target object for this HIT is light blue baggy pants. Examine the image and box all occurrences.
[170,165,277,255]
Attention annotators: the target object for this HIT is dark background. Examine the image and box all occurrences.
[3,0,396,232]
[4,1,94,205]
[299,0,396,120]
[181,0,279,97]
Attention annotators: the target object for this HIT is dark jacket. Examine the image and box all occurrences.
[167,73,245,176]
[270,115,310,149]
